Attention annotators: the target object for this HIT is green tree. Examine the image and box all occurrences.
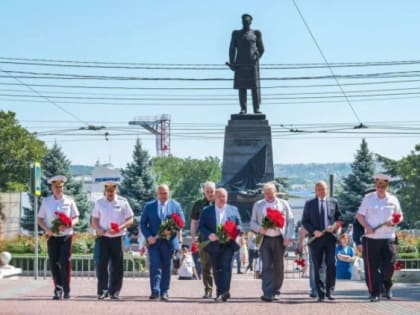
[119,139,156,226]
[152,156,222,227]
[338,139,376,223]
[21,143,90,232]
[0,111,47,191]
[378,145,420,226]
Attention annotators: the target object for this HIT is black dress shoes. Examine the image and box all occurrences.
[370,296,380,302]
[326,294,335,301]
[53,286,63,300]
[202,292,212,299]
[149,294,159,300]
[214,295,223,302]
[260,296,273,302]
[221,292,230,302]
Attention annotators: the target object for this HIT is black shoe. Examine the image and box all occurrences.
[221,292,230,302]
[326,294,335,301]
[317,297,325,302]
[254,110,262,114]
[203,292,212,299]
[309,293,317,298]
[160,294,169,302]
[370,296,380,302]
[214,295,223,302]
[63,293,70,299]
[149,294,159,300]
[110,294,120,300]
[97,289,108,300]
[53,286,63,300]
[260,296,273,302]
[384,288,392,300]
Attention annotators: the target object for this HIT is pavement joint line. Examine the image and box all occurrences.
[0,280,47,299]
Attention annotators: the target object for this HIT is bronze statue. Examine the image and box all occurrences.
[228,14,265,114]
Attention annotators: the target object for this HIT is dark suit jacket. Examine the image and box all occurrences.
[198,204,242,254]
[301,197,342,237]
[139,199,184,250]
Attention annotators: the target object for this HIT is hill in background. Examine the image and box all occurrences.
[274,162,352,191]
[70,162,352,192]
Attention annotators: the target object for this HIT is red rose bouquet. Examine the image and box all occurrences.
[255,208,285,246]
[158,212,185,240]
[200,220,239,249]
[51,211,72,234]
[110,222,120,233]
[294,248,306,270]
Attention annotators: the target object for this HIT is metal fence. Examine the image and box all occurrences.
[11,254,147,279]
[10,254,420,280]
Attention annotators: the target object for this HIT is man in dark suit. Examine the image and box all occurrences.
[140,184,185,302]
[302,181,342,302]
[199,188,242,302]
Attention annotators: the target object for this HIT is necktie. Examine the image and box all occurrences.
[320,201,326,230]
[160,203,165,220]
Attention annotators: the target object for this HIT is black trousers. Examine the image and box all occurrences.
[364,238,396,297]
[47,235,72,294]
[309,233,336,298]
[97,236,123,296]
[210,243,234,296]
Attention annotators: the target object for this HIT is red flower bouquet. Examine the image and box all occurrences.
[191,242,199,254]
[255,208,285,246]
[51,211,72,234]
[294,247,306,270]
[394,260,403,271]
[200,220,239,250]
[158,212,185,240]
[392,213,401,225]
[110,222,120,233]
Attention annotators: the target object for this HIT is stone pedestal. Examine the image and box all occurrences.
[221,114,274,221]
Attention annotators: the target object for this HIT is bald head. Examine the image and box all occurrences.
[157,184,170,203]
[215,188,228,208]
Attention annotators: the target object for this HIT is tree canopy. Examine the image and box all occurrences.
[0,111,46,192]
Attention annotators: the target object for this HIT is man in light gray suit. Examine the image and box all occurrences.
[250,182,294,302]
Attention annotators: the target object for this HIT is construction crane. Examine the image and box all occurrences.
[129,114,171,157]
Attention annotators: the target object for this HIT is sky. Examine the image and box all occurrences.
[1,1,420,168]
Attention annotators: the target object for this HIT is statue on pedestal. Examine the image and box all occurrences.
[228,14,265,114]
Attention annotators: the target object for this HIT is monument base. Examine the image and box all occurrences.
[221,114,275,221]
